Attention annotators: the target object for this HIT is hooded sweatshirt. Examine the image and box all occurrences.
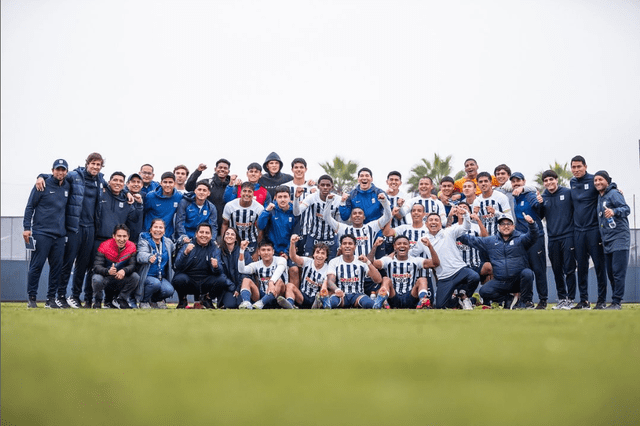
[259,152,293,196]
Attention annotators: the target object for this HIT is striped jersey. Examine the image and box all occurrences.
[327,256,369,294]
[455,222,483,269]
[222,199,264,242]
[295,192,339,240]
[238,256,288,292]
[387,190,408,227]
[393,224,430,256]
[404,196,447,225]
[379,256,426,295]
[472,191,512,236]
[297,257,329,297]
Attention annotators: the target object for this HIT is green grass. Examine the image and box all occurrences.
[2,303,640,426]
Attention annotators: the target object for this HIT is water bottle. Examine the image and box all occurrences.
[603,202,616,228]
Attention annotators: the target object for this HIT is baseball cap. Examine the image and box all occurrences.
[127,173,142,182]
[52,159,68,170]
[509,172,525,181]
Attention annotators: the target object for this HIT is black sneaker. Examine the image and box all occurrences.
[45,298,60,309]
[27,298,38,309]
[92,301,102,309]
[572,300,591,310]
[200,295,216,309]
[67,296,82,309]
[113,297,132,309]
[176,298,188,309]
[593,301,607,310]
[82,301,92,309]
[605,302,622,310]
[103,301,116,309]
[535,299,547,310]
[56,297,70,309]
[519,301,535,310]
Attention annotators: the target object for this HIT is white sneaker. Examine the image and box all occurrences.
[67,297,81,309]
[139,302,152,309]
[562,299,574,310]
[155,300,167,309]
[253,300,265,310]
[552,299,566,310]
[277,296,294,309]
[459,297,474,310]
[239,301,253,310]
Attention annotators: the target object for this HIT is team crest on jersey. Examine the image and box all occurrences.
[584,184,589,190]
[520,201,524,206]
[65,191,69,197]
[509,241,514,245]
[174,202,178,207]
[560,195,565,201]
[371,198,375,204]
[119,202,124,208]
[203,210,208,215]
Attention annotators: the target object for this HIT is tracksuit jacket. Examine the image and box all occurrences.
[174,241,233,290]
[596,183,630,253]
[339,184,387,223]
[96,186,143,240]
[570,173,599,232]
[513,192,545,237]
[175,192,218,241]
[257,202,299,255]
[23,175,70,238]
[185,172,230,230]
[539,186,574,241]
[143,187,184,240]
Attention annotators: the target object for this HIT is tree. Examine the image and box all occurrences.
[406,154,464,193]
[534,161,573,188]
[319,156,359,194]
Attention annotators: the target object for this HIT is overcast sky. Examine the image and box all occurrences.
[2,0,639,220]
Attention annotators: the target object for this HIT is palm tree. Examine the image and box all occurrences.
[319,156,359,193]
[406,154,464,193]
[534,161,573,188]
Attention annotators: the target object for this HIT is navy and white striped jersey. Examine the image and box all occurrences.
[393,224,429,256]
[238,256,288,292]
[298,257,329,297]
[403,196,447,225]
[388,191,408,228]
[327,256,369,294]
[223,199,264,242]
[379,256,426,295]
[472,191,512,236]
[455,223,483,269]
[294,192,339,239]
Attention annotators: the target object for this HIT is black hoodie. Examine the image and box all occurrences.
[259,152,293,197]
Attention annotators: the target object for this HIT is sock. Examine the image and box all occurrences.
[287,297,295,306]
[359,296,374,309]
[240,289,251,303]
[262,293,276,305]
[329,295,341,308]
[419,290,429,300]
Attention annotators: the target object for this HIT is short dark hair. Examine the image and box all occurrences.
[109,171,126,180]
[196,223,212,233]
[140,163,154,172]
[113,224,130,236]
[195,180,211,191]
[541,170,558,180]
[571,155,586,165]
[340,234,356,245]
[358,167,373,177]
[318,174,334,185]
[494,164,511,176]
[458,201,471,211]
[160,172,175,181]
[420,176,433,184]
[274,186,290,196]
[291,158,307,168]
[174,164,189,176]
[216,158,231,168]
[86,152,105,167]
[477,171,492,182]
[312,243,329,258]
[241,181,254,191]
[393,235,410,245]
[426,212,441,220]
[462,179,476,187]
[464,158,477,165]
[410,203,425,212]
[258,240,274,249]
[387,171,402,179]
[440,176,454,184]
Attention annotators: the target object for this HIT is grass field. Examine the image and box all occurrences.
[2,303,640,426]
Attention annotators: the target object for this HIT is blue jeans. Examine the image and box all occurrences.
[142,276,174,303]
[27,233,65,299]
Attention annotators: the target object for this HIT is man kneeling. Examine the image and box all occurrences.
[237,240,288,309]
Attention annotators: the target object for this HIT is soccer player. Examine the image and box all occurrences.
[370,235,439,309]
[385,171,408,228]
[172,223,234,309]
[221,182,265,260]
[277,234,330,309]
[137,218,175,309]
[459,214,538,309]
[438,176,459,218]
[473,172,512,236]
[510,172,548,309]
[237,240,288,309]
[570,155,606,309]
[538,170,576,310]
[257,186,299,258]
[186,159,232,232]
[339,167,388,224]
[454,202,491,281]
[143,171,184,241]
[259,152,294,197]
[224,162,272,207]
[402,176,447,225]
[175,180,218,244]
[418,209,481,309]
[173,165,190,193]
[454,158,500,195]
[594,170,630,310]
[23,159,70,308]
[91,224,139,309]
[460,180,478,207]
[391,203,430,256]
[319,234,382,309]
[284,158,315,257]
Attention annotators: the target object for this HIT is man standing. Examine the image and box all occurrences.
[172,223,234,309]
[139,164,160,196]
[257,186,298,258]
[459,214,538,309]
[570,155,607,309]
[402,176,447,225]
[175,180,218,245]
[339,167,387,224]
[538,170,577,309]
[473,172,512,236]
[143,171,184,241]
[91,224,139,309]
[454,158,500,195]
[510,172,548,309]
[221,182,265,259]
[173,165,190,193]
[259,152,293,197]
[594,171,630,310]
[186,159,231,232]
[126,173,145,243]
[224,162,272,207]
[23,159,70,308]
